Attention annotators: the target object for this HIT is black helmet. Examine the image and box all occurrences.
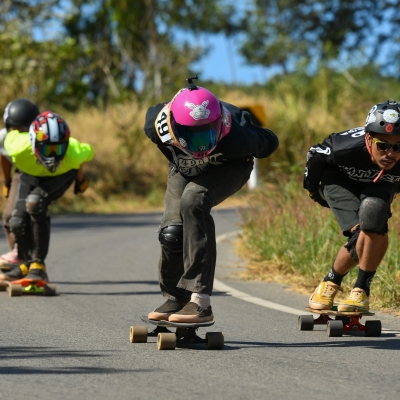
[3,98,40,130]
[365,100,400,135]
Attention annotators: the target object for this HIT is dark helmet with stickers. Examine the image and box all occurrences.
[365,100,400,135]
[3,98,40,130]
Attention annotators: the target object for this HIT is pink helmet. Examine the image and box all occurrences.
[167,77,231,158]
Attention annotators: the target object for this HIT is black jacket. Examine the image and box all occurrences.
[304,127,400,193]
[144,101,279,177]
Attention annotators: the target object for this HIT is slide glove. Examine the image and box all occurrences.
[308,187,329,208]
[74,177,89,194]
[3,180,11,198]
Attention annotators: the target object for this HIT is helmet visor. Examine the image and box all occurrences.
[37,143,67,157]
[170,116,222,154]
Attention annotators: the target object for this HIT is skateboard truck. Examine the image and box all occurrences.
[129,316,224,350]
[298,306,381,337]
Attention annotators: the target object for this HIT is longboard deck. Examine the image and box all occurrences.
[0,279,56,296]
[140,316,215,328]
[305,307,374,317]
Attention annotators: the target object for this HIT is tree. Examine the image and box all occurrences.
[240,0,400,75]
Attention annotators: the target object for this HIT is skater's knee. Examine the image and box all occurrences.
[359,197,390,234]
[180,186,211,214]
[9,211,28,237]
[26,189,47,215]
[344,225,361,263]
[158,225,183,254]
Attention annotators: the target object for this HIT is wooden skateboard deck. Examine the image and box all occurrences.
[141,315,215,328]
[129,316,223,350]
[305,307,374,317]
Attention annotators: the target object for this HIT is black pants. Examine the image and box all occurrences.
[12,171,77,263]
[159,160,253,300]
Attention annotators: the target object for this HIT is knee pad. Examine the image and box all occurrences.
[26,190,47,215]
[8,212,28,237]
[344,225,361,263]
[158,225,183,254]
[359,197,390,234]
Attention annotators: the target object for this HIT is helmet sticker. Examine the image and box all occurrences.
[386,123,393,133]
[365,105,377,126]
[185,101,210,120]
[383,109,399,123]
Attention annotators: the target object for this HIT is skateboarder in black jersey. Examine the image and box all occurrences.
[304,100,400,312]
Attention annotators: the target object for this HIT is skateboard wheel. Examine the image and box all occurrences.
[8,284,22,297]
[157,332,176,350]
[129,326,148,343]
[298,315,314,331]
[44,284,57,296]
[327,320,343,337]
[365,320,381,337]
[206,332,224,350]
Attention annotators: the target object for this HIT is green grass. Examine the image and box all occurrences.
[238,174,400,312]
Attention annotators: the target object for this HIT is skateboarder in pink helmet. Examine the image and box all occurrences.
[144,76,279,323]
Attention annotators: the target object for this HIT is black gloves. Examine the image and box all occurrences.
[308,188,329,208]
[3,180,11,198]
[74,177,89,194]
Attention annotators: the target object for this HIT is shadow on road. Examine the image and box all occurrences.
[224,337,400,350]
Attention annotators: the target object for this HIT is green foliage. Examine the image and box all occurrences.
[241,0,400,74]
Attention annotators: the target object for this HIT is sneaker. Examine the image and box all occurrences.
[0,249,21,270]
[148,299,188,321]
[309,281,342,310]
[168,302,214,323]
[25,262,48,282]
[338,288,369,312]
[0,263,29,282]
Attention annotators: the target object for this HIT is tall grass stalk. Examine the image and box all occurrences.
[239,174,400,311]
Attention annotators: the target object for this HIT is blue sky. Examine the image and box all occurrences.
[191,33,272,85]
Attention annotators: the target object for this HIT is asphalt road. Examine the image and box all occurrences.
[1,208,400,400]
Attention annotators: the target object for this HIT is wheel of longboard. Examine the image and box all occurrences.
[157,332,176,350]
[206,332,224,350]
[44,284,56,296]
[129,326,148,343]
[335,315,351,325]
[298,315,314,331]
[365,320,382,337]
[0,285,6,292]
[327,320,343,337]
[8,284,22,297]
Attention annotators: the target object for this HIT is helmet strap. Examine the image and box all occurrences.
[365,133,384,182]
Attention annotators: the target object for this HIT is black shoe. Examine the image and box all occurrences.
[25,262,48,282]
[0,263,29,282]
[148,299,188,321]
[168,302,213,323]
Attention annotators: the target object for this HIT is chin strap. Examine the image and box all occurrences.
[365,135,384,183]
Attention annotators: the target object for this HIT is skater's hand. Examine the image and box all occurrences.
[308,188,329,208]
[2,180,11,198]
[74,177,89,194]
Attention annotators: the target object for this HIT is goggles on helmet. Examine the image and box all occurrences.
[170,114,222,154]
[37,143,68,157]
